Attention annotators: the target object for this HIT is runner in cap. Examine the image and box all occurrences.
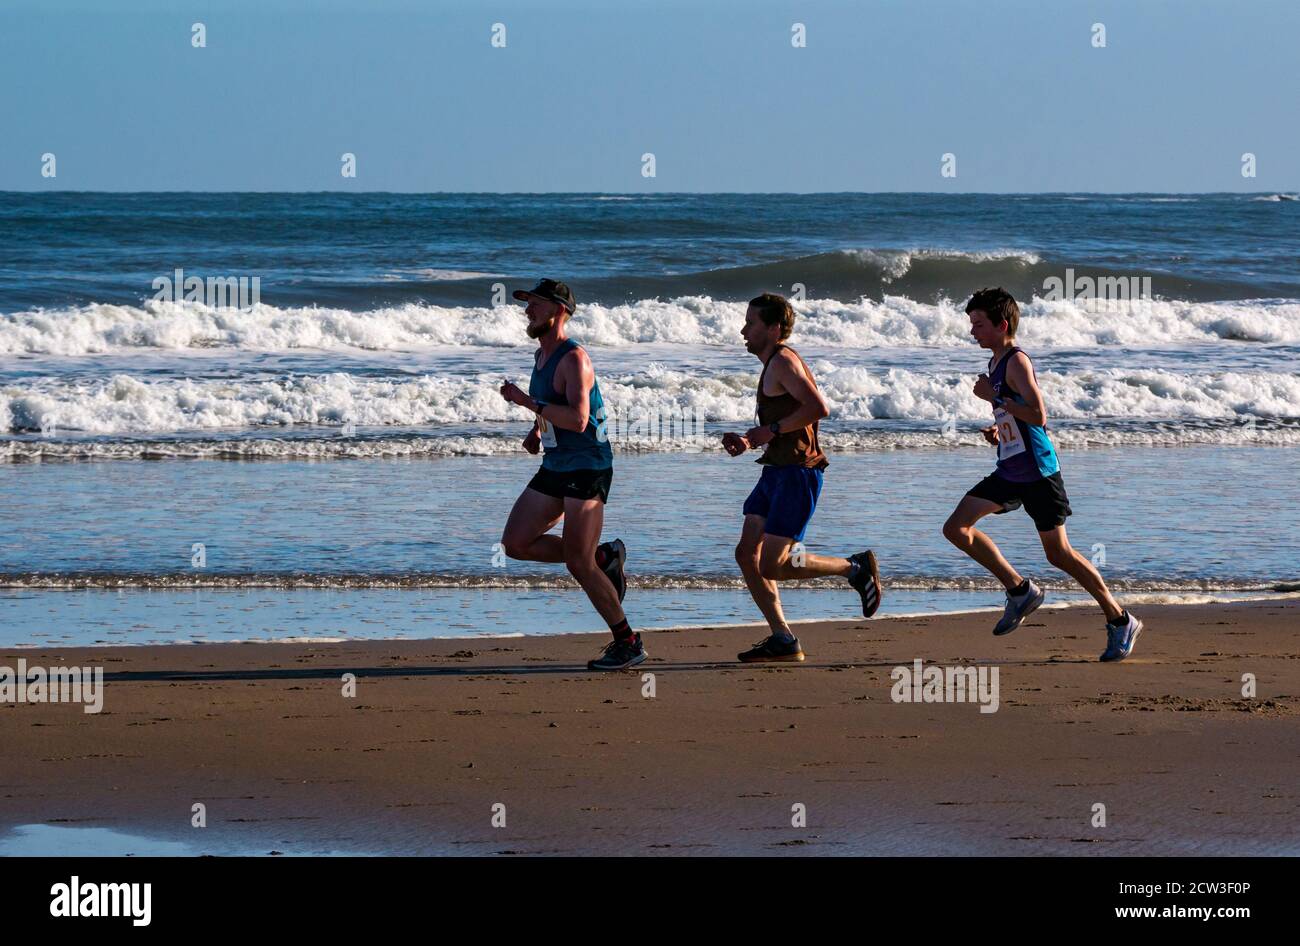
[499,279,640,670]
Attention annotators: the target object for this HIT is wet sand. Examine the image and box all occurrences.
[2,599,1297,855]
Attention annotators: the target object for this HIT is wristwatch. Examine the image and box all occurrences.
[533,398,548,415]
[768,421,781,436]
[991,396,1005,410]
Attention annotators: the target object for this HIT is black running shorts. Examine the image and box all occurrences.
[527,466,613,504]
[966,471,1072,532]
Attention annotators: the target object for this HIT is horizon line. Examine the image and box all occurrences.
[1,189,1295,197]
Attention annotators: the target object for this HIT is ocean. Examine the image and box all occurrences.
[2,192,1298,645]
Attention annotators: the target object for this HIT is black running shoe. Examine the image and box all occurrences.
[598,538,627,603]
[847,550,882,618]
[587,634,646,671]
[738,635,806,663]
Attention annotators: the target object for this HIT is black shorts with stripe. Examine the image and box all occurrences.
[527,465,613,504]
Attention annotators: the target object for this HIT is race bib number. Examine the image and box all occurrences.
[994,407,1026,461]
[537,416,557,449]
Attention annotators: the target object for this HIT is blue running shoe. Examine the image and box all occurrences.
[1100,611,1143,662]
[993,579,1045,636]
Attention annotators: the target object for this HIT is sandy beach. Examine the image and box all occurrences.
[2,598,1296,856]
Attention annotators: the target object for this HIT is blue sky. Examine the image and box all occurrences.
[2,0,1296,192]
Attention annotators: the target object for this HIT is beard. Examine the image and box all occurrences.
[526,318,555,339]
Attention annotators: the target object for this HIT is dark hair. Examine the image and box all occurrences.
[749,292,795,340]
[965,287,1019,336]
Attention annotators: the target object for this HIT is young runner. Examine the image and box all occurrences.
[942,287,1143,661]
[722,293,883,663]
[497,279,640,671]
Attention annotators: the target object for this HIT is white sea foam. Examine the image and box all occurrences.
[842,247,1041,282]
[4,294,1299,356]
[4,364,1297,439]
[6,423,1300,462]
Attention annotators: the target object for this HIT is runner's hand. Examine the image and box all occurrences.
[973,373,995,402]
[721,432,750,457]
[523,427,541,454]
[981,424,999,445]
[500,380,530,407]
[744,424,775,447]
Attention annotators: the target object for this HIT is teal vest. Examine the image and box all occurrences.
[529,339,613,472]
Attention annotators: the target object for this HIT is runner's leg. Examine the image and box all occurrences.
[943,494,1024,591]
[501,488,565,562]
[735,514,792,637]
[561,494,624,626]
[758,539,851,580]
[1037,525,1123,623]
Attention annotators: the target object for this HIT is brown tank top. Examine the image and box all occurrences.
[755,344,829,469]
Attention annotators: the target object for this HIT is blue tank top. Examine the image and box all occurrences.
[529,338,614,472]
[988,346,1059,482]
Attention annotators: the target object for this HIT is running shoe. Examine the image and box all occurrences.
[587,634,646,671]
[847,550,883,618]
[598,538,627,603]
[993,579,1045,635]
[738,635,806,663]
[1100,611,1143,662]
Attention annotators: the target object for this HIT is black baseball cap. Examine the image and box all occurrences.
[513,278,576,313]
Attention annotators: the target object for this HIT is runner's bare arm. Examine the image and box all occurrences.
[1001,352,1047,426]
